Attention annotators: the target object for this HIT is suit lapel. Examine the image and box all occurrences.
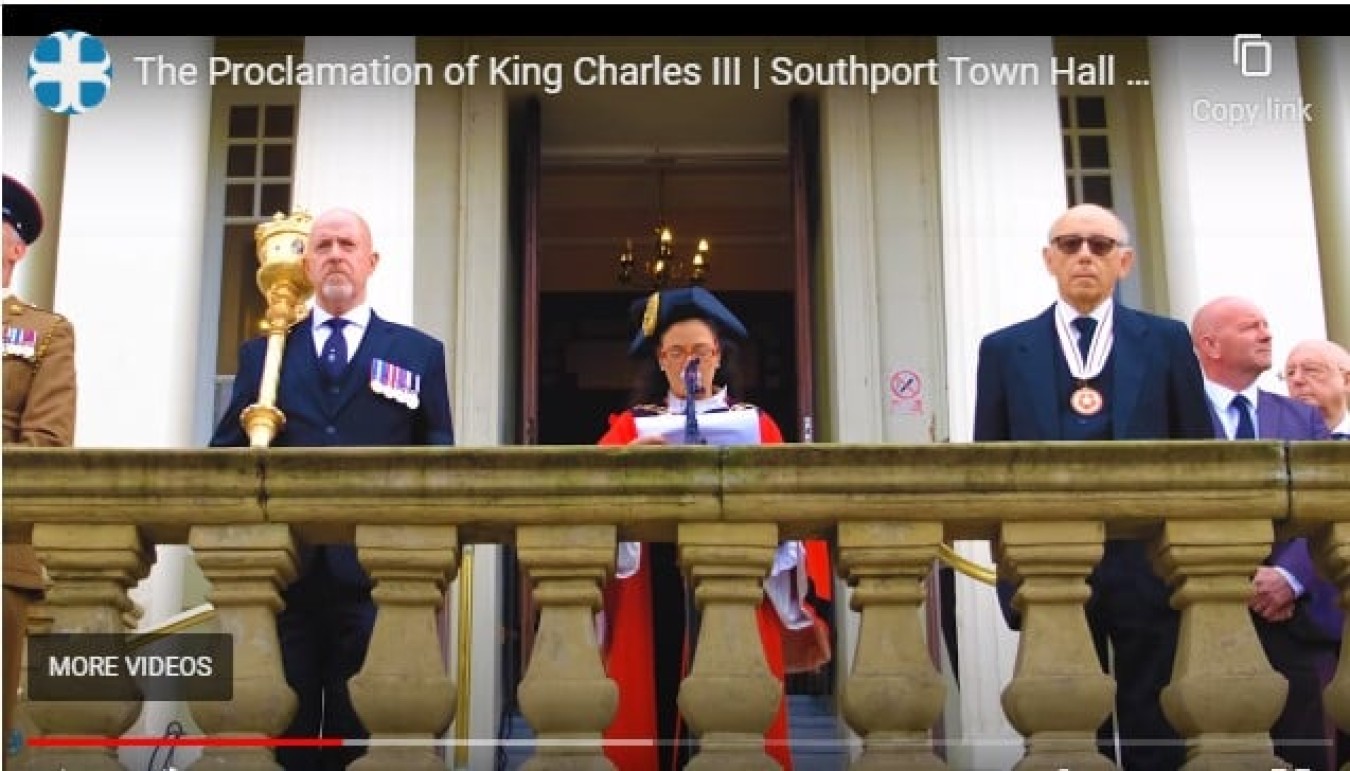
[1017,306,1061,440]
[1110,305,1146,438]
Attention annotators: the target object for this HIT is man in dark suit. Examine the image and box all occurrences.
[1192,296,1337,771]
[211,208,454,771]
[974,203,1213,771]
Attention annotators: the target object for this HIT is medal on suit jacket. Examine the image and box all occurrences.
[370,357,421,409]
[1056,303,1114,416]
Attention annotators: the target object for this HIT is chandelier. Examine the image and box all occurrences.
[617,165,709,288]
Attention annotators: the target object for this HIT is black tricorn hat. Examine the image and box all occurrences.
[3,175,44,245]
[627,286,749,358]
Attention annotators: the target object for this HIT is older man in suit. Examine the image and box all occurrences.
[1283,339,1350,439]
[1192,296,1337,770]
[975,203,1213,771]
[211,208,454,771]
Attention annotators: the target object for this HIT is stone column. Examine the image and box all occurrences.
[24,524,151,771]
[1156,520,1285,769]
[997,522,1115,771]
[349,525,460,771]
[1314,522,1350,754]
[186,524,298,771]
[678,523,780,771]
[1149,36,1328,368]
[292,36,418,324]
[515,525,617,771]
[1298,36,1350,343]
[837,521,947,770]
[936,36,1066,771]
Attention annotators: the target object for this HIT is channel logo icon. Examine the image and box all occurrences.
[27,30,113,114]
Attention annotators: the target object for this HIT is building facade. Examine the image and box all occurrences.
[4,35,1347,770]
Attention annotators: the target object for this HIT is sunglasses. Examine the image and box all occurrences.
[1051,234,1122,258]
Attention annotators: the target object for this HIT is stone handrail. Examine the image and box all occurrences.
[2,441,1347,771]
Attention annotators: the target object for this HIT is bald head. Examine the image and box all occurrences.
[304,208,380,316]
[1190,296,1273,389]
[1283,338,1350,429]
[1042,204,1134,314]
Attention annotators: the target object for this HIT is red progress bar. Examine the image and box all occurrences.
[28,737,345,747]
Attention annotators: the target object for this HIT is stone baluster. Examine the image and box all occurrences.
[677,523,780,771]
[24,523,151,771]
[349,524,460,771]
[837,521,947,770]
[186,523,297,771]
[1156,520,1285,769]
[516,524,618,771]
[1311,521,1350,766]
[997,521,1115,771]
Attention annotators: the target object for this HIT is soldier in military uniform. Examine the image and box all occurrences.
[2,174,76,745]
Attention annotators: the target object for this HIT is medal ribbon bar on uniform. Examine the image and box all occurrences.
[2,325,38,359]
[369,357,421,409]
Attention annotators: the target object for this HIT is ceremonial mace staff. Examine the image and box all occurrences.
[240,210,314,448]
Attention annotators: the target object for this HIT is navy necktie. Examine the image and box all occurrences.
[320,317,350,382]
[1231,393,1256,440]
[1072,316,1097,362]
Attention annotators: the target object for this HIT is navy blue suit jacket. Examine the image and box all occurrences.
[210,311,454,586]
[1208,388,1338,642]
[974,303,1214,628]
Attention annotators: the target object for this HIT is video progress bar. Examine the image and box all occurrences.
[27,737,656,748]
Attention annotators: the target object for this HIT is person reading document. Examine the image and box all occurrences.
[597,286,831,771]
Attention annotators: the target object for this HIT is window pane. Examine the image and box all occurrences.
[260,184,291,217]
[264,105,295,139]
[228,106,259,139]
[262,144,293,177]
[1058,96,1070,128]
[1076,96,1107,129]
[1079,136,1110,169]
[226,145,256,178]
[225,183,254,217]
[1066,176,1077,205]
[1063,136,1073,168]
[1082,175,1113,207]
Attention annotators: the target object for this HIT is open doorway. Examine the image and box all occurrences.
[502,90,837,768]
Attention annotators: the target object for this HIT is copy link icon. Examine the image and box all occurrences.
[1232,34,1272,77]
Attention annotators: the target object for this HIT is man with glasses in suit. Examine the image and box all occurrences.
[975,203,1213,771]
[1282,338,1350,439]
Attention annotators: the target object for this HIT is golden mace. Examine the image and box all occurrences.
[240,210,314,448]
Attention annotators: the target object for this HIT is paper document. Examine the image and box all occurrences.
[634,409,762,446]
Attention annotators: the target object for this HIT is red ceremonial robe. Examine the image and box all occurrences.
[598,406,832,771]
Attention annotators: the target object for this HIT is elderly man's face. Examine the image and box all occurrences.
[304,210,378,315]
[1043,206,1134,314]
[1284,343,1349,424]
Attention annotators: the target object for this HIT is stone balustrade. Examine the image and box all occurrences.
[2,441,1346,771]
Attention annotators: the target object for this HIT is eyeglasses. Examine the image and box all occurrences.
[1051,234,1122,258]
[660,344,716,363]
[1278,363,1340,382]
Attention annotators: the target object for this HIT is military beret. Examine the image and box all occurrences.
[627,286,749,358]
[3,175,44,245]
